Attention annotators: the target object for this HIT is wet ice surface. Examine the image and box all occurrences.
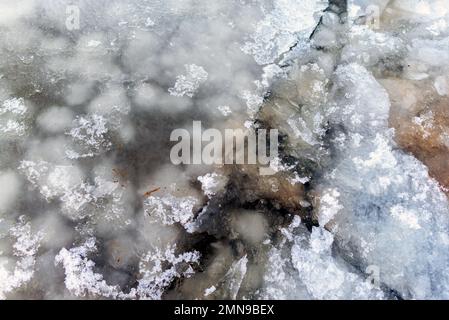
[1,0,449,300]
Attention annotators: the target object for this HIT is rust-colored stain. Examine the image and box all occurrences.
[144,187,161,198]
[382,78,449,195]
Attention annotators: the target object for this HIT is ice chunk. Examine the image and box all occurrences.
[316,63,449,299]
[242,0,327,65]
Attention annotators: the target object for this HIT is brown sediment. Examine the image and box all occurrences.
[382,78,449,194]
[223,163,307,214]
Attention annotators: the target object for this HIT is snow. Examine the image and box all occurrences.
[290,227,383,300]
[56,240,200,300]
[55,238,121,298]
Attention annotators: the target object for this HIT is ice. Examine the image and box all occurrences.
[37,107,74,134]
[434,76,449,96]
[0,171,20,213]
[313,62,449,299]
[65,81,95,107]
[242,0,327,65]
[259,217,384,299]
[1,0,449,301]
[291,227,384,299]
[216,255,248,300]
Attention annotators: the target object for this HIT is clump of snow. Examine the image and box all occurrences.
[66,114,112,159]
[130,245,200,300]
[0,217,43,299]
[19,160,132,225]
[57,239,200,299]
[0,98,29,138]
[198,173,228,198]
[144,195,198,231]
[55,238,122,298]
[168,64,208,98]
